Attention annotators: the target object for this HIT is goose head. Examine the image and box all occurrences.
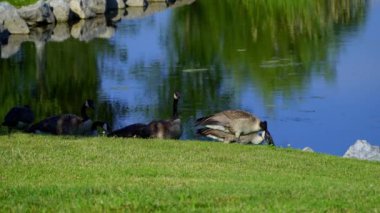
[259,121,267,131]
[84,99,95,110]
[174,91,181,100]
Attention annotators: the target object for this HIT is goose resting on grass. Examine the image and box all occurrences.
[108,92,182,139]
[27,99,96,136]
[143,91,182,139]
[2,105,35,135]
[195,109,274,145]
[197,128,275,146]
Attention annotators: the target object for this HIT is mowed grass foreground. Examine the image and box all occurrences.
[1,134,379,212]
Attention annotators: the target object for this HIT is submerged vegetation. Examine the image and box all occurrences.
[0,134,379,211]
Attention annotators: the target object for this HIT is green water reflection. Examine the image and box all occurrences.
[0,0,368,142]
[165,0,367,115]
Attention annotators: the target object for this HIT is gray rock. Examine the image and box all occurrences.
[18,0,56,26]
[71,16,107,41]
[0,2,30,34]
[70,0,107,19]
[343,140,380,162]
[126,0,147,7]
[302,147,314,152]
[48,0,70,22]
[90,0,107,14]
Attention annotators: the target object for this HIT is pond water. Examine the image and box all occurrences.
[1,0,379,156]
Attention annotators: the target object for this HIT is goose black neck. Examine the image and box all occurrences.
[81,104,89,121]
[172,98,179,119]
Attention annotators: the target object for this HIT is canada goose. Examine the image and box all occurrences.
[195,110,268,142]
[107,123,149,138]
[89,121,111,136]
[27,99,95,135]
[197,128,275,146]
[2,105,35,135]
[144,91,182,139]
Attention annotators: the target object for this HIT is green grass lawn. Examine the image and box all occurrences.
[2,0,38,7]
[1,134,379,212]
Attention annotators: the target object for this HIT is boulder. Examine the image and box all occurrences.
[302,147,314,152]
[48,0,70,22]
[18,0,56,26]
[70,0,95,19]
[343,140,380,162]
[70,0,107,19]
[126,0,148,7]
[89,0,107,14]
[0,2,30,34]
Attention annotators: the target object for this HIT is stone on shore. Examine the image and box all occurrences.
[70,0,97,19]
[48,0,71,22]
[343,140,380,162]
[18,0,55,26]
[302,147,314,152]
[0,2,30,34]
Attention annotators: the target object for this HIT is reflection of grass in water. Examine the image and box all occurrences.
[169,0,367,110]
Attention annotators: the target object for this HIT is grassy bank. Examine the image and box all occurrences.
[4,0,38,7]
[0,134,379,211]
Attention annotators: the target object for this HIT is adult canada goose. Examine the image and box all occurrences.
[197,128,275,146]
[27,99,95,135]
[107,123,149,138]
[2,105,35,135]
[195,110,268,142]
[144,91,182,139]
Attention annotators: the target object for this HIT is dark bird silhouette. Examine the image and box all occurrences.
[2,105,35,135]
[27,99,95,135]
[108,123,149,138]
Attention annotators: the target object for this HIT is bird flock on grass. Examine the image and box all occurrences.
[1,92,275,146]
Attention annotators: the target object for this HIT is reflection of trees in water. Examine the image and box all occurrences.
[0,39,114,127]
[166,0,367,113]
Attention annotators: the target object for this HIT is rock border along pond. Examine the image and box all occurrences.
[0,0,195,58]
